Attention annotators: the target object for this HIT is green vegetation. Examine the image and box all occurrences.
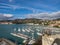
[0,18,60,28]
[53,25,60,28]
[12,18,43,24]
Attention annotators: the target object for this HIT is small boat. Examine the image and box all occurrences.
[18,28,21,32]
[23,38,30,43]
[30,30,34,32]
[22,29,25,32]
[23,33,35,45]
[36,29,40,32]
[25,29,30,32]
[37,32,42,36]
[11,28,31,39]
[14,28,16,33]
[11,33,30,39]
[23,39,27,43]
[31,33,34,39]
[28,39,35,45]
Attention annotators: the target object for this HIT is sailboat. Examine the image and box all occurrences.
[18,28,21,32]
[22,28,25,32]
[23,39,27,43]
[28,39,35,45]
[23,37,30,44]
[23,32,35,45]
[37,32,42,36]
[36,29,40,32]
[25,29,30,32]
[36,28,43,36]
[13,28,16,33]
[11,28,31,39]
[28,33,35,45]
[31,33,34,39]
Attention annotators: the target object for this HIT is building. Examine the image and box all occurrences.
[0,22,12,24]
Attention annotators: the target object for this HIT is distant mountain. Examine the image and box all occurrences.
[11,18,43,24]
[25,18,42,20]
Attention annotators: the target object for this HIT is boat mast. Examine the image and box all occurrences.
[32,33,34,39]
[14,28,16,33]
[18,28,20,33]
[22,28,25,32]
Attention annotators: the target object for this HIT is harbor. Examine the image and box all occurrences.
[0,24,42,45]
[11,27,36,45]
[0,24,60,45]
[10,25,60,45]
[0,0,60,45]
[42,34,60,45]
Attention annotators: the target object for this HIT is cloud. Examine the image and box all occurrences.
[3,14,13,17]
[26,11,60,20]
[9,0,13,2]
[0,3,45,13]
[0,6,11,9]
[22,0,58,11]
[0,3,19,10]
[0,14,13,20]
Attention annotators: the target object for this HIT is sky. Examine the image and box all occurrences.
[0,0,60,20]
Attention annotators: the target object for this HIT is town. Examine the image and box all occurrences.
[0,18,60,28]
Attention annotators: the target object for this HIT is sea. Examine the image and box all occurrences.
[0,24,60,45]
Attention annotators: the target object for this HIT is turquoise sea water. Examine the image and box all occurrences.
[0,24,58,45]
[0,24,44,45]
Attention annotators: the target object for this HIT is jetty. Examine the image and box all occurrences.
[42,28,60,45]
[42,34,60,45]
[0,38,16,45]
[11,28,36,45]
[11,27,60,45]
[11,33,30,39]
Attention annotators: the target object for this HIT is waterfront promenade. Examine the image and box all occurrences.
[42,34,60,45]
[0,38,16,45]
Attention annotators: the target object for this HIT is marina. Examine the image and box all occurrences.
[42,34,60,45]
[0,0,60,45]
[11,27,36,45]
[11,33,30,39]
[0,24,60,45]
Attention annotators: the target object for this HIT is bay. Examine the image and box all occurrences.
[0,24,57,45]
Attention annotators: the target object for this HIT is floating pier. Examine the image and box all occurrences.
[11,33,30,39]
[0,38,16,45]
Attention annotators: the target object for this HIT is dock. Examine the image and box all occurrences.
[0,38,16,45]
[42,34,60,45]
[11,33,31,39]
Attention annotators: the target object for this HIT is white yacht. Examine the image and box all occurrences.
[23,32,35,45]
[22,28,25,32]
[25,29,30,32]
[11,33,30,39]
[14,28,16,33]
[23,39,27,43]
[18,28,21,32]
[37,32,43,36]
[28,33,35,45]
[11,28,30,39]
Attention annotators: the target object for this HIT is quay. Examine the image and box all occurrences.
[42,34,60,45]
[11,33,31,39]
[0,38,16,45]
